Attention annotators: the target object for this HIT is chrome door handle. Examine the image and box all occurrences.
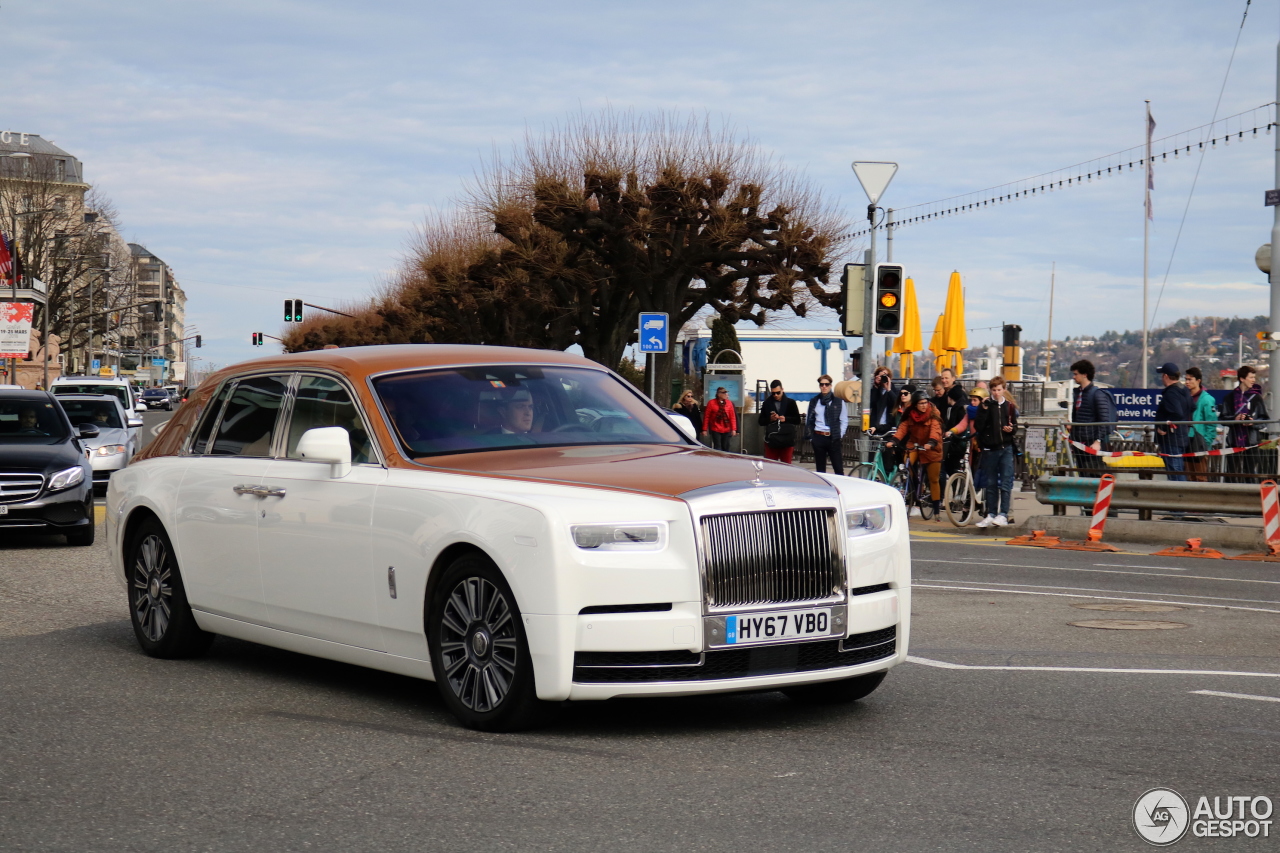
[260,486,287,498]
[232,484,263,496]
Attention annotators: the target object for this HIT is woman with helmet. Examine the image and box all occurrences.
[886,389,944,517]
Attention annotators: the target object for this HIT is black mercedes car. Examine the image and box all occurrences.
[140,387,172,411]
[0,390,97,545]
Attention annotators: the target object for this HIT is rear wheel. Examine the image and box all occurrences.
[783,671,887,704]
[128,519,215,658]
[849,463,875,481]
[944,473,975,526]
[428,553,556,732]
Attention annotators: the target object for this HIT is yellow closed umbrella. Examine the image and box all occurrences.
[929,312,948,375]
[939,270,967,375]
[890,277,922,378]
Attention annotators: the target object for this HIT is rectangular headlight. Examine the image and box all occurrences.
[571,522,667,551]
[846,505,889,537]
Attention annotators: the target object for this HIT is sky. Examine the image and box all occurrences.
[4,0,1279,370]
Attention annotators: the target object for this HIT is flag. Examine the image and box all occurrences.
[1145,104,1156,221]
[0,232,12,281]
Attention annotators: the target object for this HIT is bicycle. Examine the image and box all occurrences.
[880,438,937,521]
[849,435,903,489]
[943,440,985,526]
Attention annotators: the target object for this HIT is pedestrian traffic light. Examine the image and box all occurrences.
[872,264,903,336]
[839,262,866,337]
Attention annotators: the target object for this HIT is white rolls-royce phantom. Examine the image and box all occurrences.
[107,345,910,731]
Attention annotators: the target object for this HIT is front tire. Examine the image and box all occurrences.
[849,463,875,481]
[428,553,555,732]
[127,519,215,658]
[944,473,975,526]
[783,671,887,704]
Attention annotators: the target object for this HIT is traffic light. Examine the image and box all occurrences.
[251,332,263,346]
[872,263,904,336]
[283,299,304,322]
[838,263,866,337]
[194,335,202,348]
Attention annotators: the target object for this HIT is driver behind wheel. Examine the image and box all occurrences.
[493,388,535,435]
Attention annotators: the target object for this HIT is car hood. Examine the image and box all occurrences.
[411,444,833,499]
[82,428,131,449]
[0,440,85,474]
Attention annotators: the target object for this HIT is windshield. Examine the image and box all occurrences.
[143,389,166,398]
[0,399,70,444]
[374,365,684,457]
[59,399,124,430]
[53,384,129,407]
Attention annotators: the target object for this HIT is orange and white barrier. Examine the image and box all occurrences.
[1229,479,1280,562]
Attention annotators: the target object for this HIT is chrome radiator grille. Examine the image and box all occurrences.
[700,509,843,608]
[0,474,44,504]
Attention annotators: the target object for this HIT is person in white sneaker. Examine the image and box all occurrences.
[973,377,1019,528]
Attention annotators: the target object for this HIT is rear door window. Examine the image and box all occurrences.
[209,375,290,457]
[285,375,374,464]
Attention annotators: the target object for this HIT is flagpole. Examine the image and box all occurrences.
[1142,100,1152,387]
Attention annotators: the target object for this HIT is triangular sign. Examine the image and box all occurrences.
[851,161,898,205]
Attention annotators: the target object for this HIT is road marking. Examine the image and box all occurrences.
[907,655,1280,678]
[915,579,1280,611]
[1192,689,1280,703]
[94,505,106,523]
[1094,563,1191,571]
[914,558,1280,587]
[149,423,166,437]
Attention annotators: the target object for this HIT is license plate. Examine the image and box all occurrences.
[0,506,8,515]
[725,607,833,645]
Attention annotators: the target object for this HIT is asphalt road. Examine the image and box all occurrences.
[2,448,1278,851]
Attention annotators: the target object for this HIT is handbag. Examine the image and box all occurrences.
[766,419,796,448]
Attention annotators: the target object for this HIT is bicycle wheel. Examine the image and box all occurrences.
[917,471,935,520]
[850,463,876,481]
[944,472,975,526]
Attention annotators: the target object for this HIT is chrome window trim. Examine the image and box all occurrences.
[184,378,236,457]
[282,369,385,468]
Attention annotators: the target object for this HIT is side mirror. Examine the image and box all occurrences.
[78,423,100,439]
[667,412,698,443]
[127,417,144,429]
[135,402,148,413]
[296,426,352,478]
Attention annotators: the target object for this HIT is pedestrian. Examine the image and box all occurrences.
[1068,359,1116,477]
[1183,367,1217,483]
[1154,362,1193,482]
[806,374,848,475]
[974,376,1019,528]
[932,374,968,479]
[965,387,988,491]
[1220,364,1269,478]
[702,386,737,452]
[867,367,896,435]
[758,380,801,463]
[673,389,702,440]
[887,389,944,518]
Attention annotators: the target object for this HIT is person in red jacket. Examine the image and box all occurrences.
[702,386,738,452]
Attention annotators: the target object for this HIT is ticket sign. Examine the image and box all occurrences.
[0,302,33,359]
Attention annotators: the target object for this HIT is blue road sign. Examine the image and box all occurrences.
[639,312,669,354]
[91,359,100,371]
[152,357,167,366]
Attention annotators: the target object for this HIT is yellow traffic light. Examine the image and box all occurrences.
[879,292,898,308]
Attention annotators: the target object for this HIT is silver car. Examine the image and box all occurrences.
[55,395,142,492]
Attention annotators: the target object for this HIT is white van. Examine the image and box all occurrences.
[50,377,147,414]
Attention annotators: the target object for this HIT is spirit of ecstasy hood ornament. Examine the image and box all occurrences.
[750,458,764,486]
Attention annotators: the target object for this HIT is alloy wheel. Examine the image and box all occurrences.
[438,577,519,713]
[131,534,172,642]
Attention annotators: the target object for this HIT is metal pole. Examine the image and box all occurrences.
[885,208,894,369]
[860,207,876,463]
[646,352,655,402]
[1270,39,1280,418]
[41,287,49,388]
[1142,100,1152,388]
[1046,262,1055,382]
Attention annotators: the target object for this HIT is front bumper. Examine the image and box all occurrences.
[0,490,93,534]
[89,453,128,482]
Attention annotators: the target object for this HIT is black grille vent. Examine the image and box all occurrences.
[701,509,842,608]
[572,627,896,684]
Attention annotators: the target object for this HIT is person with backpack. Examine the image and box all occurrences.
[702,386,737,452]
[757,379,801,463]
[1069,359,1115,476]
[974,376,1019,528]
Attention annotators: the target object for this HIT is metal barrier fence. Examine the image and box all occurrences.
[1017,418,1280,489]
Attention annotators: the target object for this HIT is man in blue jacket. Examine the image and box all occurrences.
[806,374,848,475]
[1154,362,1193,482]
